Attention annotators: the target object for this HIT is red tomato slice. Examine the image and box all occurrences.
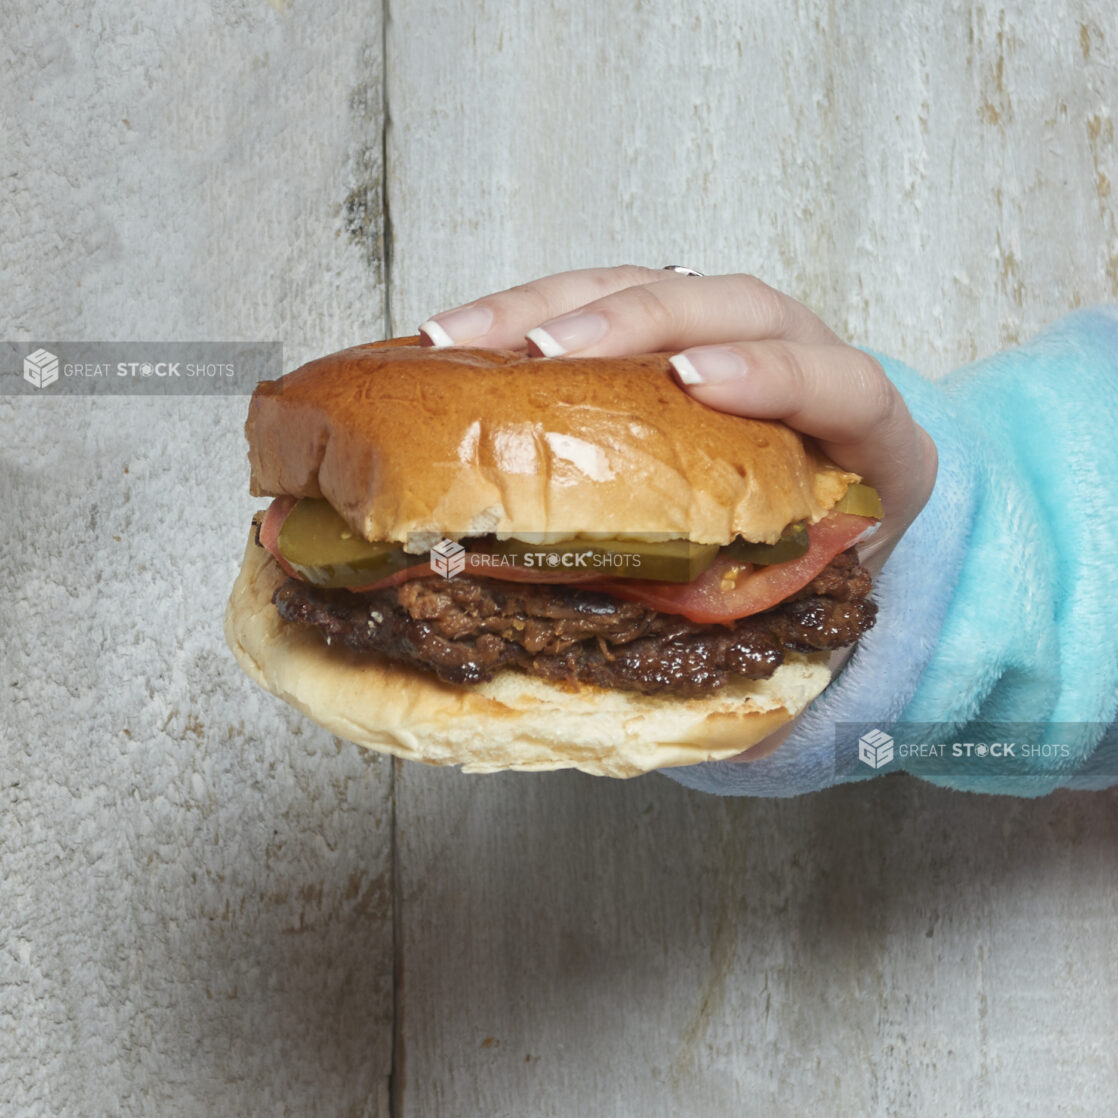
[581,512,878,623]
[258,496,300,578]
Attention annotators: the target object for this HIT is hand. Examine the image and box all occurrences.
[419,265,936,568]
[419,266,938,760]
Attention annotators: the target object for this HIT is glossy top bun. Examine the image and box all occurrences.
[246,337,857,550]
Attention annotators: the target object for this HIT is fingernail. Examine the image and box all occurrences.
[418,303,494,347]
[669,346,747,386]
[526,312,609,356]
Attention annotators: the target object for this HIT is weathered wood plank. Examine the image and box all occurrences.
[386,1,1118,1115]
[394,767,1118,1115]
[386,0,1117,375]
[1,1,395,1113]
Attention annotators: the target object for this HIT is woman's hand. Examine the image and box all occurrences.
[419,266,938,760]
[419,265,937,571]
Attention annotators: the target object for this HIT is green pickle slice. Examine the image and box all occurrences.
[275,483,883,590]
[832,482,884,519]
[483,537,721,583]
[277,499,418,588]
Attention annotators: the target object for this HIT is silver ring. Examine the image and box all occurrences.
[661,265,705,277]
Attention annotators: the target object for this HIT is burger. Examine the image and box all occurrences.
[224,337,882,777]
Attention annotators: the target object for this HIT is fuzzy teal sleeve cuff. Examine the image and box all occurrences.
[662,308,1118,797]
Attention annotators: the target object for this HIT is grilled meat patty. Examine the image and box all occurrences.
[271,549,876,697]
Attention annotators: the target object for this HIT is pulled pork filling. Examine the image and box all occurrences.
[271,548,876,697]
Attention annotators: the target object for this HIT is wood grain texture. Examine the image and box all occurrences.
[1,1,394,1114]
[5,0,1118,1114]
[385,2,1118,1115]
[394,767,1118,1116]
[386,0,1118,376]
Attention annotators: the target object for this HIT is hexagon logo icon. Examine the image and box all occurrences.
[24,348,59,389]
[858,728,895,769]
[429,538,466,579]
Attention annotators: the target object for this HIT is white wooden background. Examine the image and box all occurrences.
[3,2,1117,1115]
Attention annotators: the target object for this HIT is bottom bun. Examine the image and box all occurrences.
[224,527,834,778]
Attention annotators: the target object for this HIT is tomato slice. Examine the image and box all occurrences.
[581,512,878,623]
[258,496,300,578]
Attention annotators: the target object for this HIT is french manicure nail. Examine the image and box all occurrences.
[417,318,454,346]
[669,346,747,386]
[526,312,609,356]
[418,303,494,347]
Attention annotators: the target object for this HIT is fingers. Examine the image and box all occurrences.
[525,274,838,355]
[418,265,664,350]
[419,271,838,353]
[671,339,937,534]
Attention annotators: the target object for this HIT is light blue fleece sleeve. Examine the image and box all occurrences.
[662,307,1118,797]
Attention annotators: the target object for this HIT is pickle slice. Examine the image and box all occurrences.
[484,537,721,582]
[277,499,417,588]
[723,522,810,566]
[832,482,884,519]
[273,490,884,590]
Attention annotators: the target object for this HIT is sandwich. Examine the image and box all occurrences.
[225,337,882,777]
